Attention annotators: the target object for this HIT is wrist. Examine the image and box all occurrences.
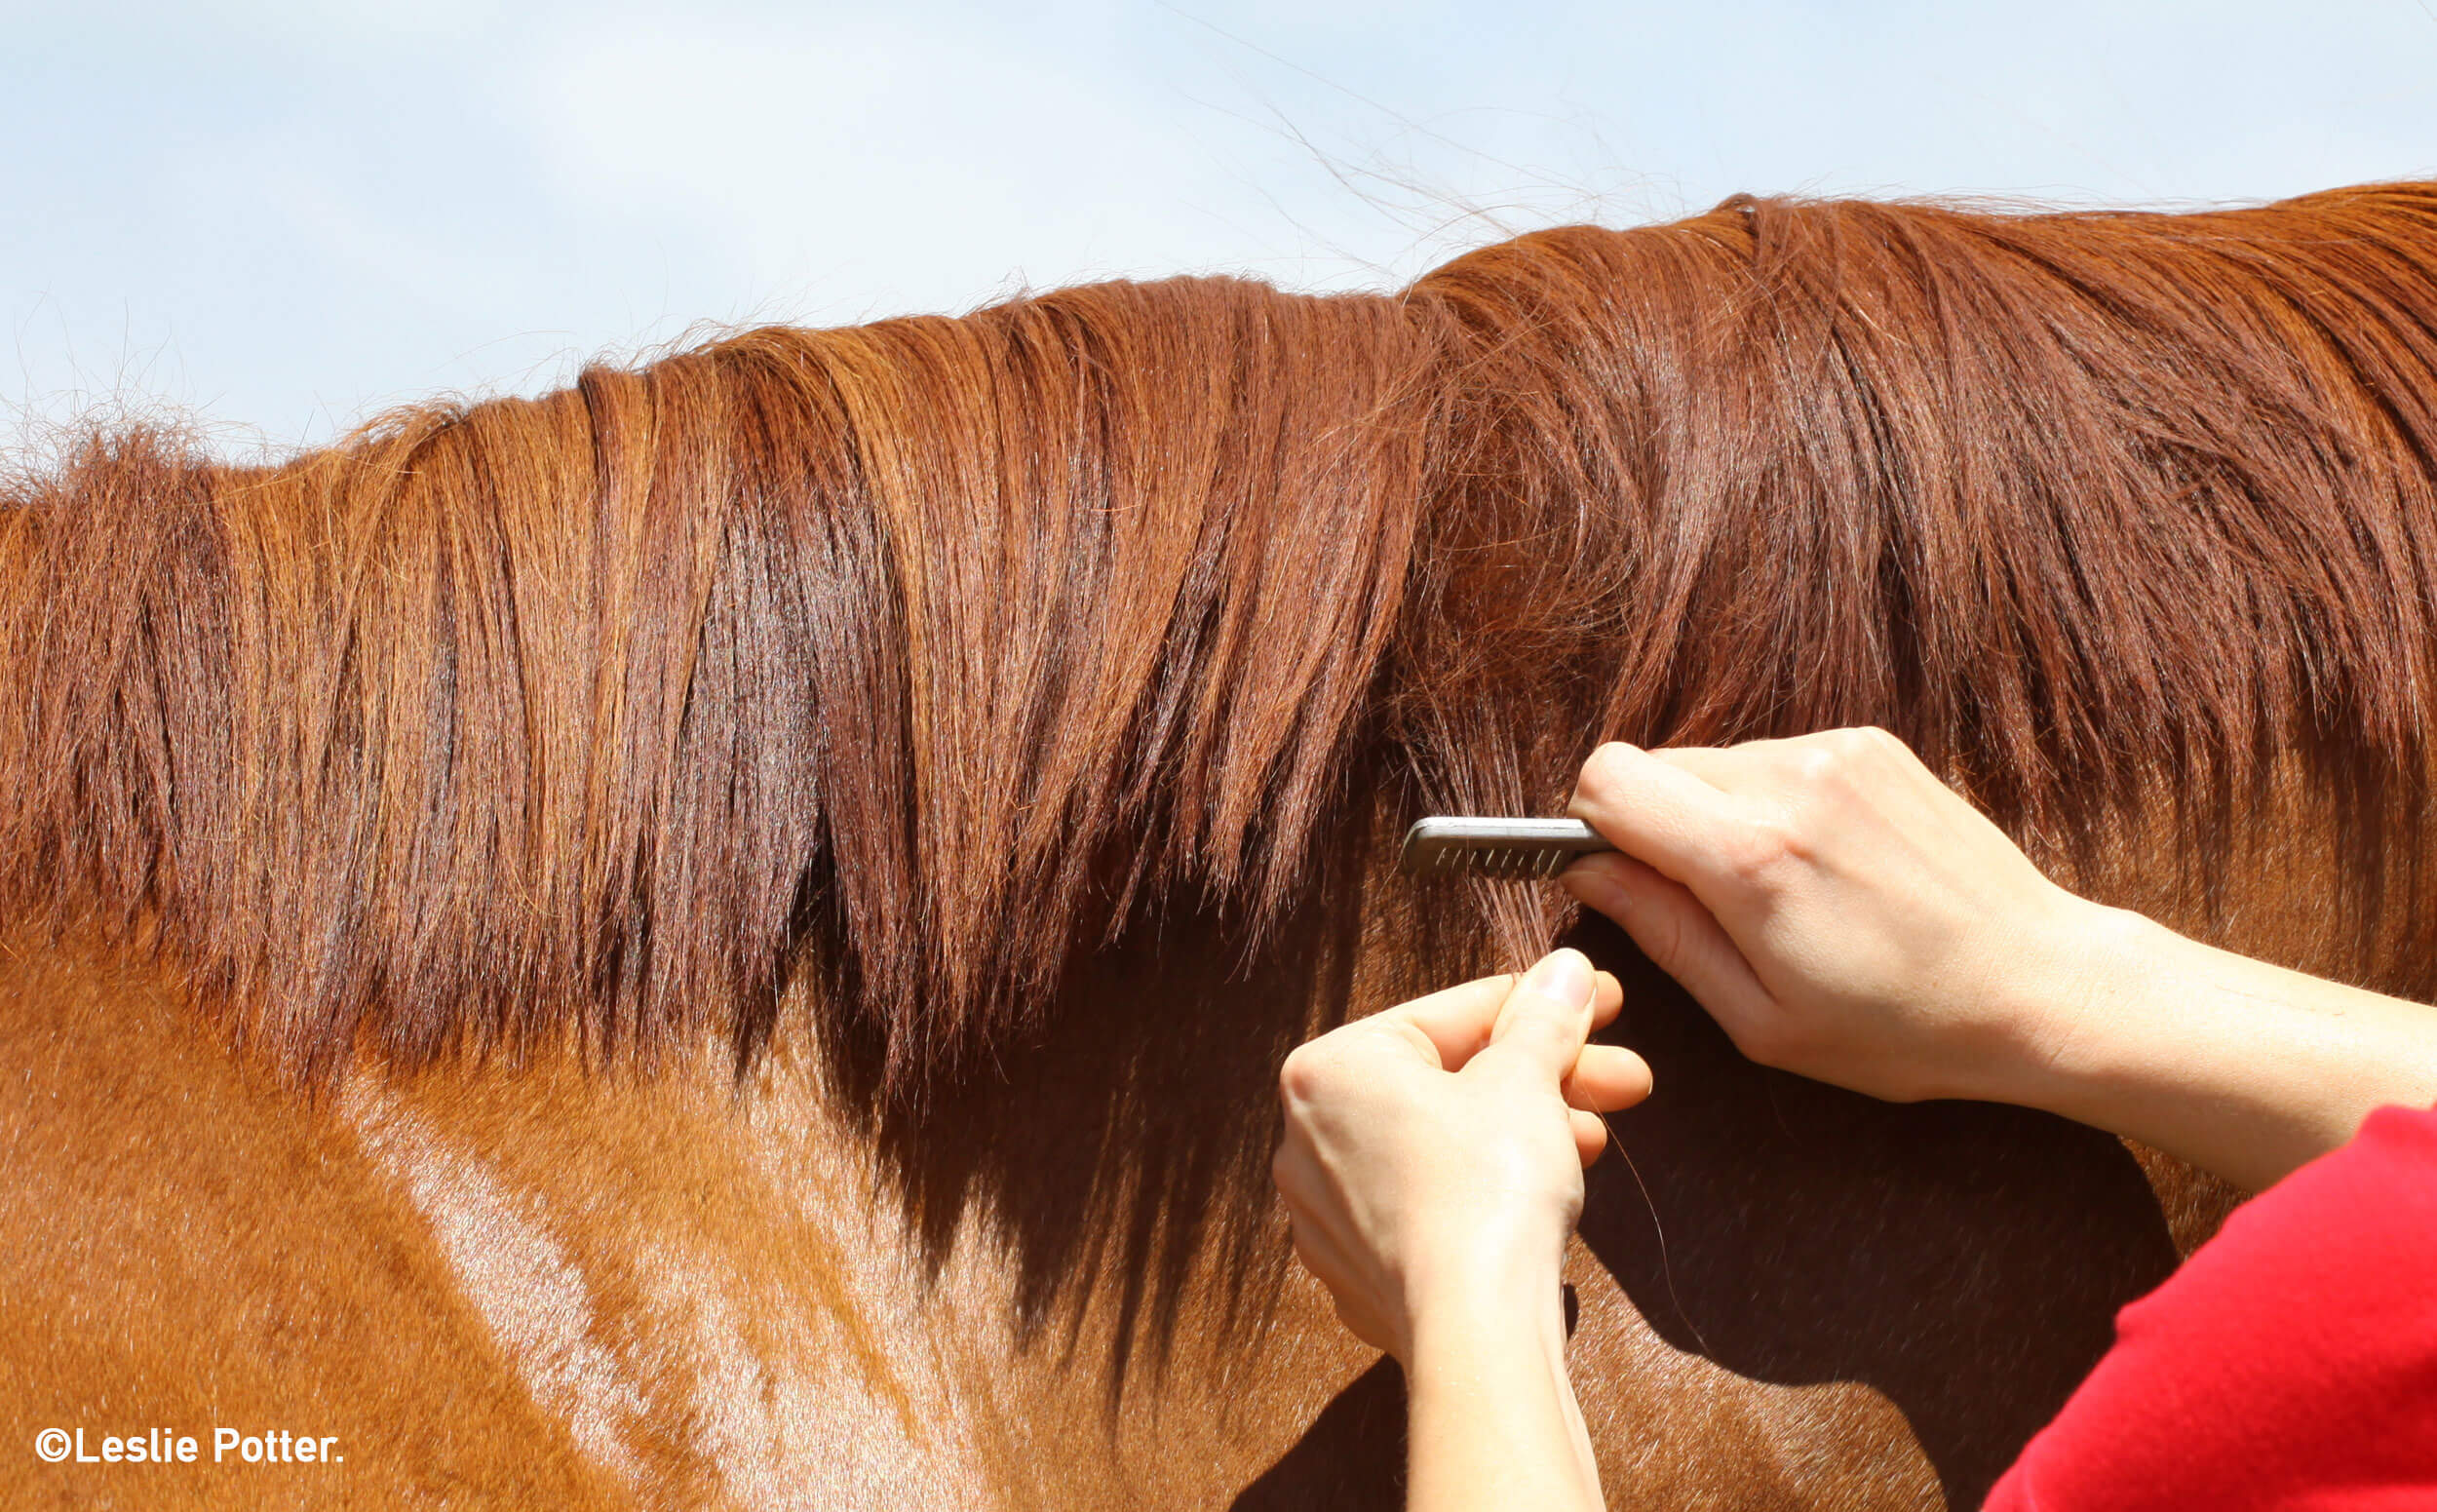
[1405,1277,1573,1417]
[1970,893,2168,1109]
[1402,1259,1599,1512]
[1402,1244,1569,1362]
[1971,902,2325,1186]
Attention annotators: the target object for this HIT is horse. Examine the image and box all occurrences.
[9,180,2437,1508]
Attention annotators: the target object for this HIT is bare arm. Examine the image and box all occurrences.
[2001,910,2437,1191]
[1405,1274,1594,1512]
[1563,731,2437,1192]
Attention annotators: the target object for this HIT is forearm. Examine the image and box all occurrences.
[1405,1281,1601,1512]
[1995,904,2437,1191]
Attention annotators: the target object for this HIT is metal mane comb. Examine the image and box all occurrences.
[1398,817,1616,879]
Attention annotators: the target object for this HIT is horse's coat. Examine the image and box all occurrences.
[9,183,2437,1506]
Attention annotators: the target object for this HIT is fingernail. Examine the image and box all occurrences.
[1524,949,1594,1008]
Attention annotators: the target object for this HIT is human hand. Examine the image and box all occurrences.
[1270,950,1652,1364]
[1563,729,2104,1106]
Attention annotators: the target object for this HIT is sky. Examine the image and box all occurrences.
[5,1,2434,455]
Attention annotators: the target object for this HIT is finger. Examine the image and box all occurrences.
[1365,973,1516,1071]
[1563,1042,1653,1112]
[1332,1294,1396,1357]
[1570,1107,1609,1167]
[1270,1139,1322,1216]
[1475,949,1597,1082]
[1589,969,1622,1031]
[1563,852,1776,1032]
[1273,1139,1358,1238]
[1284,1200,1329,1272]
[1364,967,1623,1074]
[1290,1214,1357,1299]
[1568,742,1759,894]
[1279,1183,1364,1291]
[1640,739,1809,792]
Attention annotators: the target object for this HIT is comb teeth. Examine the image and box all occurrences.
[1429,845,1575,879]
[1398,817,1615,880]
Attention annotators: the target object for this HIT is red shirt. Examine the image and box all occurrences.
[1986,1105,2437,1509]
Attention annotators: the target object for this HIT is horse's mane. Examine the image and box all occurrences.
[9,183,2437,1085]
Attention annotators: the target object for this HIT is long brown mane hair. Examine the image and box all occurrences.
[10,182,2435,1083]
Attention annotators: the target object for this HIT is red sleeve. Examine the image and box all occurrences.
[1984,1104,2437,1511]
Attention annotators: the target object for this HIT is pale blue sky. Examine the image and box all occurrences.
[7,1,2434,454]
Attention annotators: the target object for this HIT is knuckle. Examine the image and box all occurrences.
[1811,725,1883,779]
[1277,1043,1328,1104]
[1722,815,1796,884]
[1727,1010,1799,1067]
[1577,742,1634,801]
[1793,744,1843,790]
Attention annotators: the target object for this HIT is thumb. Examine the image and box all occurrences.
[1563,852,1774,1032]
[1477,949,1597,1083]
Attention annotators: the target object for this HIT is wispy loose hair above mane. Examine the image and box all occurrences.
[9,183,2437,1085]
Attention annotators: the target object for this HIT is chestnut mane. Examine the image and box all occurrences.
[9,183,2437,1087]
